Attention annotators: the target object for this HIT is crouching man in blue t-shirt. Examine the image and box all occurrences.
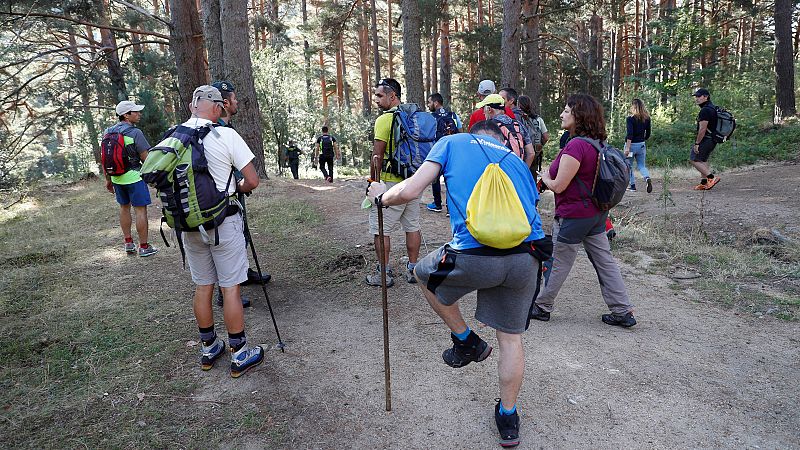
[367,120,546,448]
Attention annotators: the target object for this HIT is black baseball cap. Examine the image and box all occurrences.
[692,88,710,97]
[212,80,235,93]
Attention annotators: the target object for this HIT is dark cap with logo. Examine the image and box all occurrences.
[692,88,710,97]
[212,80,235,93]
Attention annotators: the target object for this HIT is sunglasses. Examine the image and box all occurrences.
[377,79,396,94]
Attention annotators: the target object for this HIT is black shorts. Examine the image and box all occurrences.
[690,138,716,162]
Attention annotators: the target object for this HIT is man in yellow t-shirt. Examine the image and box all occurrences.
[366,78,422,287]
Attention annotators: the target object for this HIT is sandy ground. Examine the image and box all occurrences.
[193,163,799,449]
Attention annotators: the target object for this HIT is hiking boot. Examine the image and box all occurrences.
[230,344,264,378]
[406,265,417,284]
[365,266,394,287]
[628,184,637,191]
[200,337,226,370]
[124,241,136,254]
[442,331,492,368]
[529,303,550,322]
[241,268,271,286]
[705,176,720,190]
[602,312,637,328]
[495,400,521,448]
[138,245,158,257]
[216,288,251,308]
[645,177,653,193]
[426,202,442,212]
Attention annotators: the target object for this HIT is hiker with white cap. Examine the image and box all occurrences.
[467,79,516,130]
[101,100,157,257]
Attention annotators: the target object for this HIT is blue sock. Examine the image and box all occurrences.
[453,326,471,342]
[499,401,517,415]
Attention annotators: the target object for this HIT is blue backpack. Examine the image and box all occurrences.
[386,104,438,179]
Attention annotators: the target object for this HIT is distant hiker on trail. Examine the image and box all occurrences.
[315,126,341,182]
[690,88,721,190]
[426,92,462,213]
[367,120,547,448]
[516,94,549,176]
[211,80,271,308]
[531,94,636,327]
[625,98,653,193]
[366,78,422,287]
[179,85,264,377]
[467,80,515,130]
[284,140,303,179]
[102,100,157,257]
[478,93,536,168]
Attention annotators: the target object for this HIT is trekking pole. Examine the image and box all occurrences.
[371,155,392,412]
[239,192,286,353]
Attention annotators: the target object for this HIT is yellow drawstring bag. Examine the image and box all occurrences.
[463,141,531,249]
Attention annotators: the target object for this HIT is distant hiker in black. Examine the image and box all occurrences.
[210,80,271,308]
[284,140,303,179]
[315,126,341,182]
[690,88,720,190]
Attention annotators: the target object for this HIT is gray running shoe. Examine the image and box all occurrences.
[365,266,394,287]
[138,245,159,257]
[124,241,136,254]
[406,265,417,283]
[200,337,226,370]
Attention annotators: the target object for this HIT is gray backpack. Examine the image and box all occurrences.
[573,137,629,211]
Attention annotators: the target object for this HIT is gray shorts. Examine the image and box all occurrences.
[183,213,249,288]
[415,245,539,334]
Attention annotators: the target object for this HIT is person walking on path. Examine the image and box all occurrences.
[690,88,721,190]
[467,80,515,130]
[315,126,341,182]
[365,78,422,287]
[625,98,653,193]
[531,94,636,327]
[367,120,546,448]
[211,80,271,309]
[284,140,303,179]
[103,100,158,257]
[426,92,462,213]
[180,85,264,377]
[515,94,550,177]
[479,94,536,168]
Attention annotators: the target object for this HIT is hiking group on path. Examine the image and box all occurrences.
[101,72,734,447]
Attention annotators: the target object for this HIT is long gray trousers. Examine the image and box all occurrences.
[535,216,633,315]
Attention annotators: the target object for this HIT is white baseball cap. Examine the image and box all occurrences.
[115,100,145,116]
[477,80,496,96]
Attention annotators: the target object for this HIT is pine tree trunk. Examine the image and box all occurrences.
[320,50,328,108]
[588,13,603,99]
[97,0,128,102]
[201,0,225,80]
[370,0,381,81]
[341,38,351,110]
[68,30,101,168]
[521,0,541,109]
[402,0,424,106]
[302,0,312,106]
[388,0,394,78]
[439,1,452,106]
[774,0,797,120]
[335,36,344,107]
[360,3,372,114]
[431,27,438,97]
[501,0,521,88]
[169,0,209,119]
[220,0,268,177]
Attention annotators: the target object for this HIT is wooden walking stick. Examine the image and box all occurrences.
[371,156,392,412]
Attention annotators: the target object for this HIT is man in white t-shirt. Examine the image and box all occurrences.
[180,85,264,378]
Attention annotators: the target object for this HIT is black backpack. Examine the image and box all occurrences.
[319,135,335,156]
[431,110,459,140]
[572,137,629,211]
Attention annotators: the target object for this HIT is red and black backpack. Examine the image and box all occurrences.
[101,128,138,176]
[494,119,525,160]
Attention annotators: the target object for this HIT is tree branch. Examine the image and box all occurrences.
[0,11,170,40]
[110,0,172,29]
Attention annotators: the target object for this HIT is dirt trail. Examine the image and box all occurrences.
[198,165,799,449]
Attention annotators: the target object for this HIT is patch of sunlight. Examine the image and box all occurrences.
[0,198,40,223]
[295,182,337,191]
[97,246,132,263]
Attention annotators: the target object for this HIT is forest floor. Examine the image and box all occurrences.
[1,161,799,449]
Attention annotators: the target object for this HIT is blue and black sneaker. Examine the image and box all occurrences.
[230,344,264,378]
[200,337,226,371]
[494,399,521,447]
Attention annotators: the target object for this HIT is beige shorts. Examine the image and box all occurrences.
[369,181,422,235]
[183,213,249,288]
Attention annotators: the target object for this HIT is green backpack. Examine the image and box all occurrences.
[140,124,234,254]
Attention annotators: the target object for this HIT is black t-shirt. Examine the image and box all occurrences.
[697,101,717,140]
[626,116,651,143]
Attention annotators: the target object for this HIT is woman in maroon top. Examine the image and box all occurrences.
[530,94,636,327]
